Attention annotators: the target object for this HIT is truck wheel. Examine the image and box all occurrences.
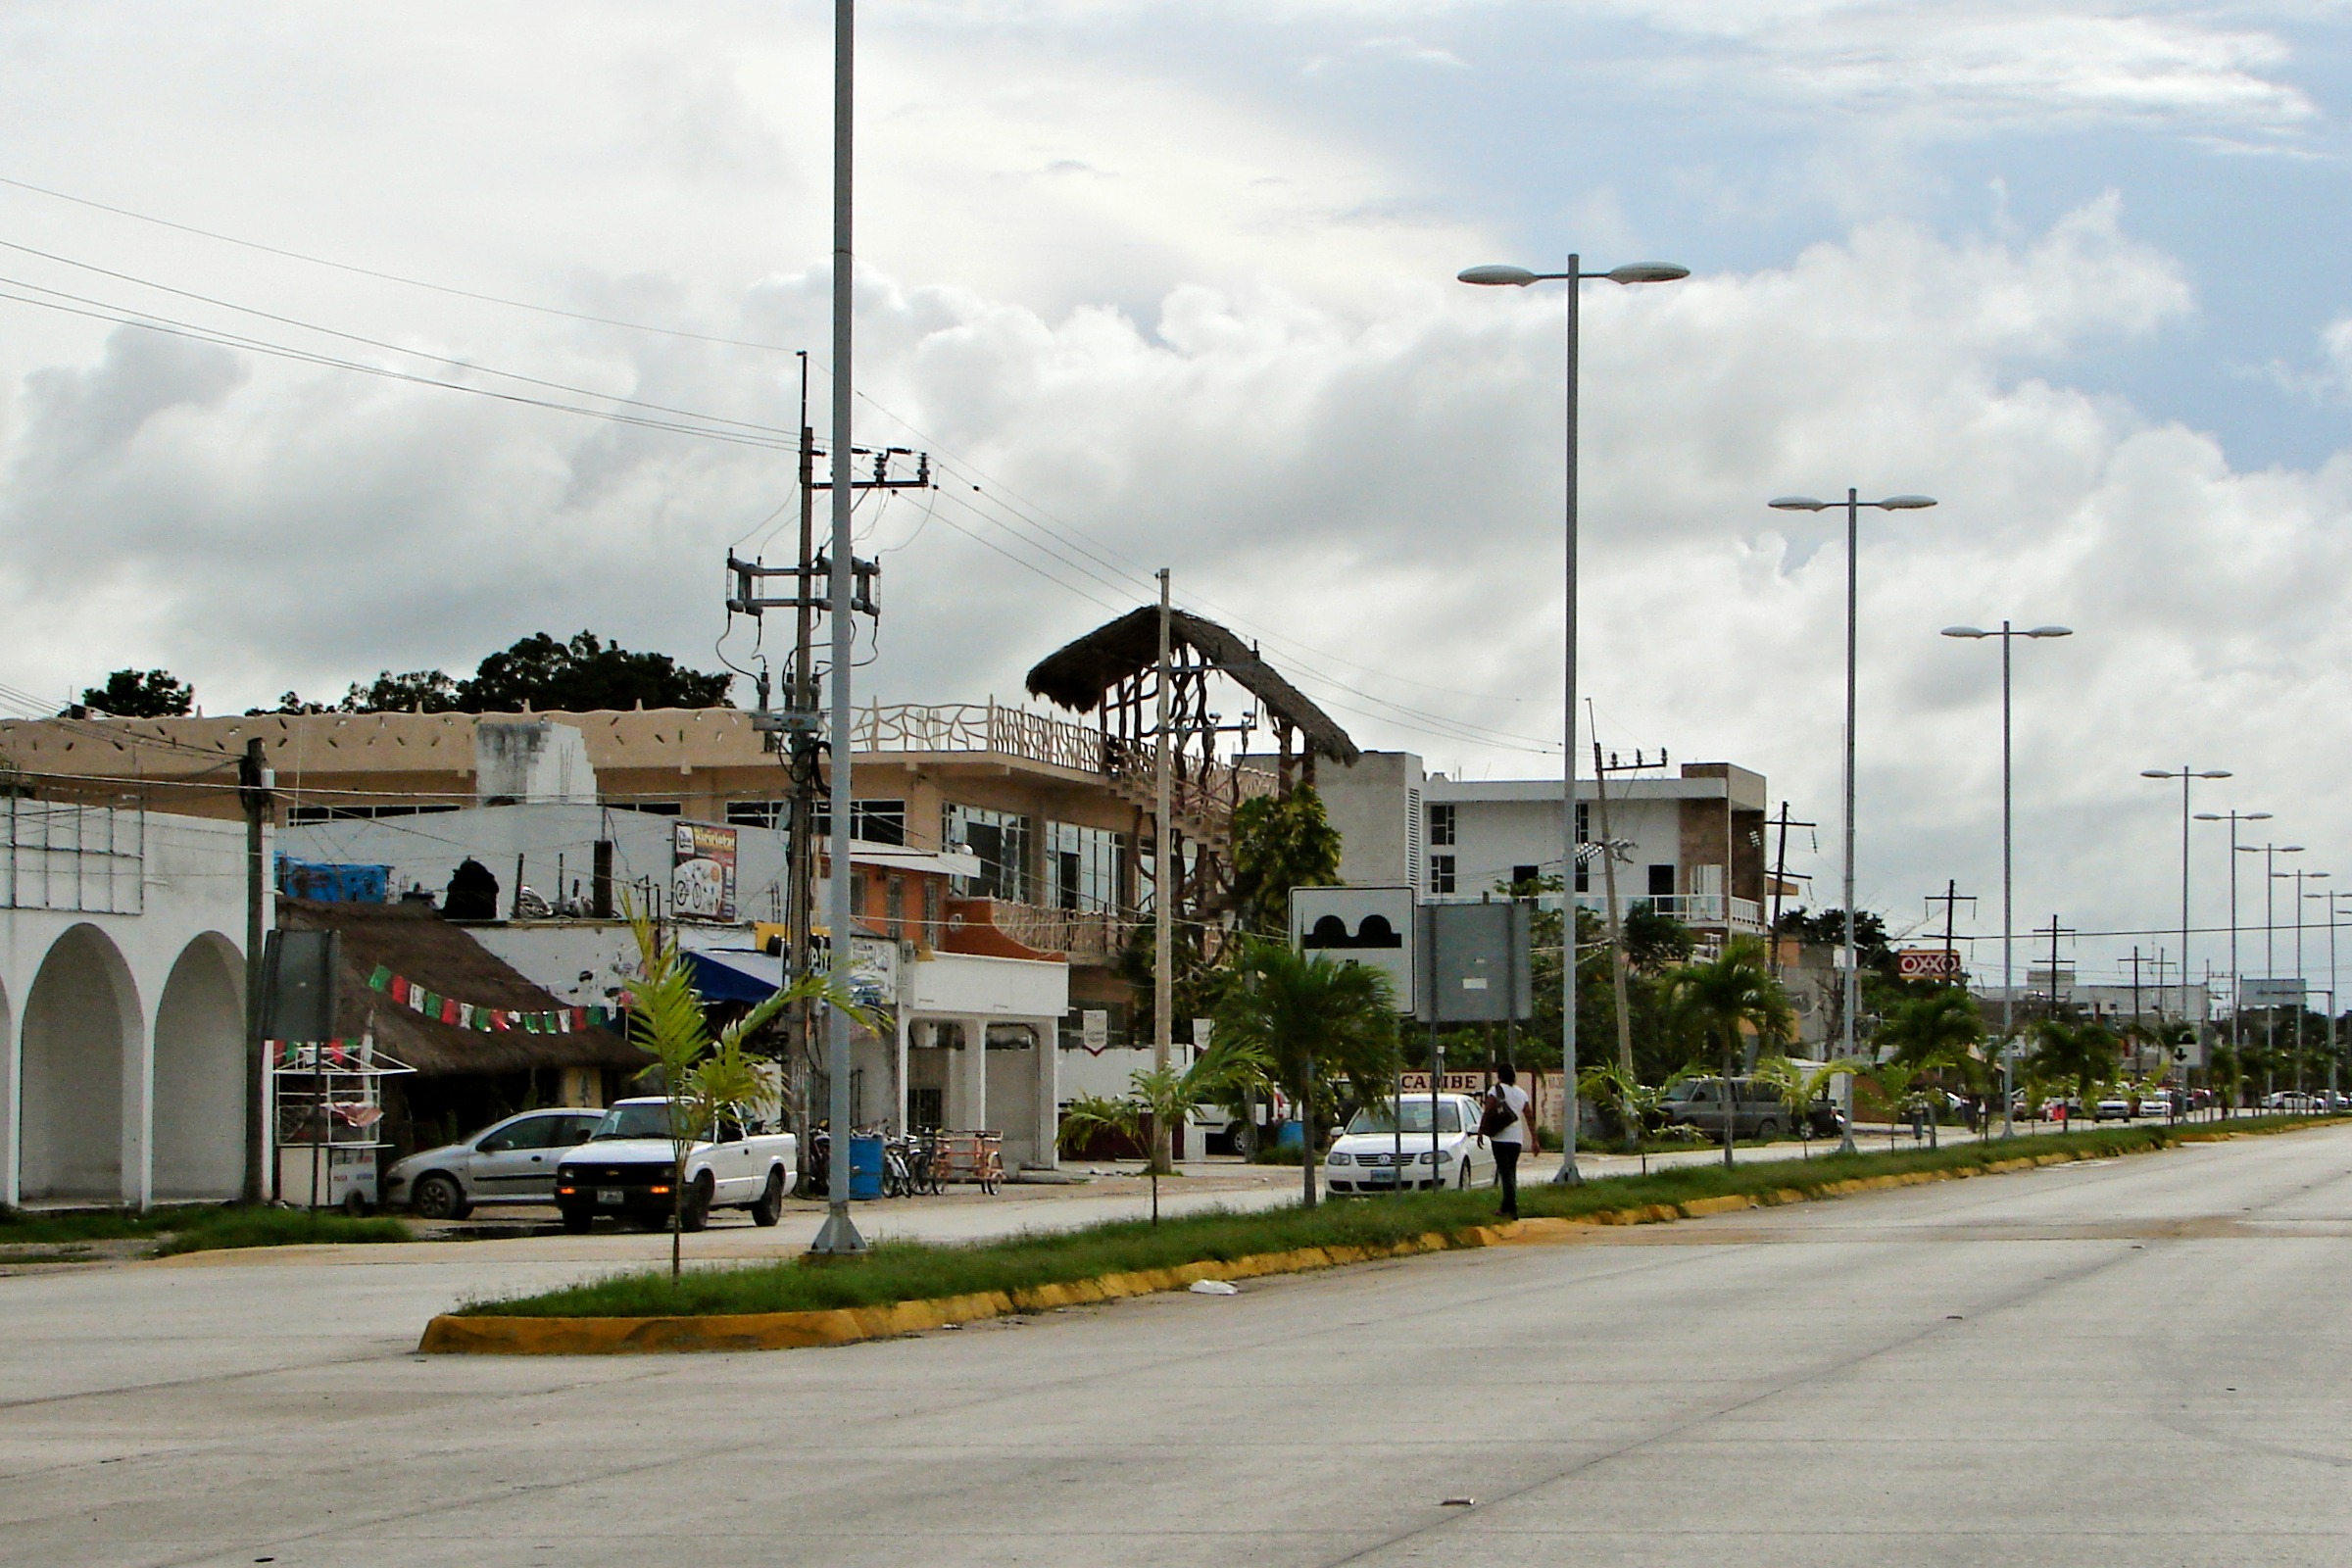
[1754,1119,1781,1143]
[412,1174,468,1221]
[680,1176,713,1232]
[750,1170,784,1227]
[559,1207,593,1235]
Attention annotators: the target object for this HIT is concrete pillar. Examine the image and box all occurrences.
[893,1011,910,1134]
[1033,1017,1059,1169]
[1,978,18,1209]
[122,1004,154,1210]
[962,1015,989,1132]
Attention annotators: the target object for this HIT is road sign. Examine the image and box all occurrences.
[1291,886,1416,1013]
[1896,948,1965,980]
[2240,978,2306,1007]
[1416,900,1534,1023]
[1080,1009,1109,1052]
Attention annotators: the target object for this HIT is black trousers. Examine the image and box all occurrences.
[1494,1142,1522,1217]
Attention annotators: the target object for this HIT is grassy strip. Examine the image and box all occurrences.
[0,1203,411,1253]
[464,1114,2343,1320]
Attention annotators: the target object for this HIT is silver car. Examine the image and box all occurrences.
[383,1107,606,1219]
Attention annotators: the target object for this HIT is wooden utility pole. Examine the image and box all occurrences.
[1588,725,1637,1080]
[1152,567,1173,1172]
[1924,880,1975,983]
[1765,802,1816,981]
[238,739,270,1205]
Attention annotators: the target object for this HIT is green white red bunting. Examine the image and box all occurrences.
[364,963,613,1034]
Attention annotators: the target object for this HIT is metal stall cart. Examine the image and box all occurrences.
[273,1037,413,1212]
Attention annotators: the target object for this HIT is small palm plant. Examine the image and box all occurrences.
[1058,1040,1276,1224]
[1754,1054,1868,1159]
[1664,936,1796,1169]
[624,910,867,1280]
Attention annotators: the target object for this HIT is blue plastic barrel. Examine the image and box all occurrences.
[1275,1119,1305,1150]
[848,1134,885,1200]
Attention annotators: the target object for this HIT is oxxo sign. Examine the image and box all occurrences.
[1896,948,1965,980]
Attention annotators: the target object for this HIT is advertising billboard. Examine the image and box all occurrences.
[671,821,739,923]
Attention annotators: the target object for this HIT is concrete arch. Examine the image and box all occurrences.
[19,923,141,1201]
[152,933,245,1200]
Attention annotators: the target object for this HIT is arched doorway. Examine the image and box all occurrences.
[19,924,140,1200]
[153,935,245,1200]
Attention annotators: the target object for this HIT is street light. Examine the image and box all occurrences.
[2235,840,2303,1102]
[2312,890,2352,1110]
[1770,489,1938,1152]
[1460,253,1688,1184]
[2194,808,2272,1119]
[2141,765,2231,1114]
[2277,867,2328,1101]
[1941,623,2072,1136]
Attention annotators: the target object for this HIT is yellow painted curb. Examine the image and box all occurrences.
[425,1123,2344,1355]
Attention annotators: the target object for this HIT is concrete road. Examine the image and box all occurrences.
[6,1125,2349,1566]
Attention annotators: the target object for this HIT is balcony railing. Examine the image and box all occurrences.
[954,898,1132,965]
[1424,889,1765,931]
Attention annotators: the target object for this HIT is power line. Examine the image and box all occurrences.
[0,172,800,353]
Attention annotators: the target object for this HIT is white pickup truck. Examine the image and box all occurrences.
[552,1097,797,1234]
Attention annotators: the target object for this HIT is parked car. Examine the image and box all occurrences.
[1324,1094,1495,1194]
[554,1097,797,1232]
[383,1106,607,1219]
[2262,1091,2323,1113]
[1657,1077,1831,1143]
[2135,1093,2174,1117]
[2092,1097,2134,1122]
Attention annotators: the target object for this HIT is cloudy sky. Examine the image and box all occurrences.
[3,0,2350,995]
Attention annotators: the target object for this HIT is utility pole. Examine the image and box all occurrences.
[2034,914,2077,1016]
[1591,733,1656,1085]
[239,738,271,1205]
[1923,879,1975,978]
[1152,568,1175,1172]
[1765,802,1816,981]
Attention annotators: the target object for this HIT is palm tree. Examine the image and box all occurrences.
[2028,1017,2120,1128]
[1058,1040,1275,1224]
[1214,937,1400,1208]
[1665,937,1795,1169]
[1754,1054,1866,1159]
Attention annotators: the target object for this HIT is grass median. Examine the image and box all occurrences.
[0,1203,411,1257]
[462,1114,2343,1321]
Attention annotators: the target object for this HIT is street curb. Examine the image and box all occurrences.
[418,1121,2337,1355]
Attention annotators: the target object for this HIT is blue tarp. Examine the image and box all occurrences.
[276,856,391,904]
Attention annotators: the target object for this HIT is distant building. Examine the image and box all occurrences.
[1312,751,1773,942]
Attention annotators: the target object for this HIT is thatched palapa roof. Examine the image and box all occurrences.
[278,899,642,1076]
[1024,606,1358,764]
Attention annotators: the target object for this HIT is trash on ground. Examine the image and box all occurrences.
[1440,1497,1476,1507]
[1189,1279,1240,1296]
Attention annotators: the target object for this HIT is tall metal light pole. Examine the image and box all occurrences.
[2236,840,2302,1105]
[1771,489,1937,1152]
[810,0,865,1254]
[2315,890,2352,1109]
[1458,255,1688,1184]
[1941,621,2072,1136]
[2140,765,2230,1112]
[2194,808,2271,1120]
[2278,867,2328,1100]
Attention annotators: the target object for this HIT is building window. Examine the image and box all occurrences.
[853,799,906,846]
[1575,858,1589,894]
[922,877,942,940]
[631,801,683,817]
[885,875,905,938]
[1648,863,1676,898]
[1575,801,1590,843]
[850,870,868,917]
[1429,855,1456,895]
[1428,803,1455,848]
[727,800,785,828]
[1512,863,1540,888]
[286,803,460,823]
[1046,821,1127,913]
[943,803,1033,902]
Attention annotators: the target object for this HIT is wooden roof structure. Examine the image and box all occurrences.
[278,899,642,1077]
[1024,607,1358,766]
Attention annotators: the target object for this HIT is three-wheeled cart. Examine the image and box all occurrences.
[272,1037,413,1212]
[932,1130,1004,1194]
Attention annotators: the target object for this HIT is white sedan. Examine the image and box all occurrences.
[1324,1094,1497,1195]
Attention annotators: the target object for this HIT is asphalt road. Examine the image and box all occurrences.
[6,1123,2349,1566]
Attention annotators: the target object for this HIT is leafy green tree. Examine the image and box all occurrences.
[342,669,465,712]
[1213,936,1400,1208]
[1877,986,1984,1067]
[1623,903,1697,970]
[463,630,733,712]
[623,910,866,1279]
[1664,936,1795,1167]
[1864,1056,1933,1151]
[1226,784,1343,937]
[80,668,192,717]
[1057,1040,1275,1223]
[2028,1017,2120,1126]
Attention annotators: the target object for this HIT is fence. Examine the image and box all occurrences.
[2,799,146,914]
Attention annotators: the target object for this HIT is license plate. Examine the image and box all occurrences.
[597,1188,623,1204]
[1369,1169,1397,1184]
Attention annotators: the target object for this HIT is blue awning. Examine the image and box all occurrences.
[682,949,783,1005]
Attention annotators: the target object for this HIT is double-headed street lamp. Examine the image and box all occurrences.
[2236,839,2302,1101]
[1942,622,2072,1136]
[2194,808,2273,1115]
[1770,490,1936,1151]
[1459,255,1688,1184]
[2278,867,2329,1099]
[2142,765,2230,1108]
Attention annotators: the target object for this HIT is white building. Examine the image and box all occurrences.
[1,805,257,1206]
[1314,752,1774,939]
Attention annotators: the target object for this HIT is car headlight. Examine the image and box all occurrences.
[1327,1152,1352,1165]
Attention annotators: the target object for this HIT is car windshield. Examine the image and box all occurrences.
[590,1103,672,1140]
[1347,1101,1462,1135]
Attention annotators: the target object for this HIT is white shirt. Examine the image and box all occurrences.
[1493,1083,1531,1145]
